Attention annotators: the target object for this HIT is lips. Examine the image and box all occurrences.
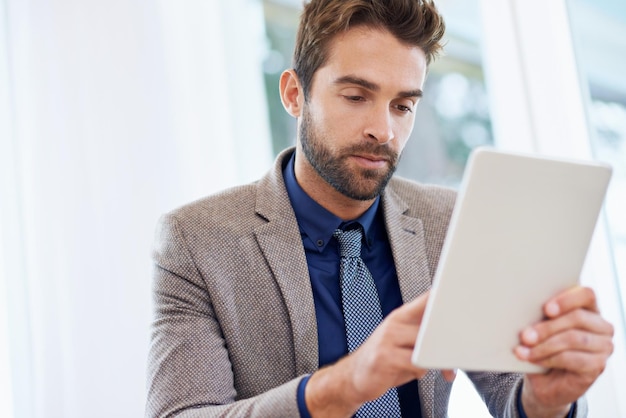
[342,143,398,169]
[354,153,390,163]
[350,154,390,169]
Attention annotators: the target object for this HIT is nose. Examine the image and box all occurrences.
[364,106,395,144]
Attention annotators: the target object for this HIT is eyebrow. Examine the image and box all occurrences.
[334,75,423,99]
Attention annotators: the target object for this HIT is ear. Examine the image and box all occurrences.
[279,69,305,118]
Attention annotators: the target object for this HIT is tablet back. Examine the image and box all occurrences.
[411,147,612,373]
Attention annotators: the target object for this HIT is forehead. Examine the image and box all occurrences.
[315,26,428,91]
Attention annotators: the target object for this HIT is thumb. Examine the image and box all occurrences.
[393,291,430,324]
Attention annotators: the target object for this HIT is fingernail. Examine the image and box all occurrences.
[515,346,530,359]
[546,302,559,317]
[523,328,538,344]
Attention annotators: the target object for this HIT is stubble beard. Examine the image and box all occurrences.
[299,107,400,201]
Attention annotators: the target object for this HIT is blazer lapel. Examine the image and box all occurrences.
[253,149,319,376]
[382,186,437,417]
[381,186,432,303]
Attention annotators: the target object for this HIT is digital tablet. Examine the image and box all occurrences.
[411,147,612,373]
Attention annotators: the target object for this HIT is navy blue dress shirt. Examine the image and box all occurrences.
[282,154,421,418]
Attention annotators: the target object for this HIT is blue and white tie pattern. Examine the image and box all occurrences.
[334,227,402,418]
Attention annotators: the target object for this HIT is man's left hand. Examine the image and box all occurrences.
[514,286,614,418]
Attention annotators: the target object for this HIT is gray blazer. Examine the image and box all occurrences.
[146,148,583,417]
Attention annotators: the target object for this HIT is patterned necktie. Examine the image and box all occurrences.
[334,227,402,418]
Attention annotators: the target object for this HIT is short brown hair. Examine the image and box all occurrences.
[293,0,446,99]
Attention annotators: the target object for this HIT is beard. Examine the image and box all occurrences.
[299,107,400,201]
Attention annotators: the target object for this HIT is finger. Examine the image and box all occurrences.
[375,321,420,348]
[520,310,614,346]
[515,330,614,362]
[390,291,430,324]
[524,349,610,374]
[544,286,599,318]
[393,350,455,382]
[381,348,429,381]
[441,369,457,382]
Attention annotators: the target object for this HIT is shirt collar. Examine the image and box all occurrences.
[283,152,380,252]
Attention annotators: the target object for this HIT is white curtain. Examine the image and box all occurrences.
[0,1,272,417]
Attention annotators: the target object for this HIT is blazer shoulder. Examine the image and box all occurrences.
[159,181,263,237]
[161,148,293,230]
[388,176,457,218]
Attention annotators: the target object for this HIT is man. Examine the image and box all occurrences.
[146,0,614,416]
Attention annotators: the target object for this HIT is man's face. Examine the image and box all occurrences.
[297,26,428,201]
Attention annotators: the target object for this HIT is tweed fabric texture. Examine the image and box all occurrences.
[146,147,587,418]
[334,227,402,417]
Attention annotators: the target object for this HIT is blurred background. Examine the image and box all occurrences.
[0,0,624,417]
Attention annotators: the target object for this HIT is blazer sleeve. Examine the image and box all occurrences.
[466,371,588,417]
[145,214,302,418]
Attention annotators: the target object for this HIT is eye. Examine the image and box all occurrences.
[395,104,413,113]
[344,95,365,103]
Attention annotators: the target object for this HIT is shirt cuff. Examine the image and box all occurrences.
[516,385,576,418]
[297,374,313,418]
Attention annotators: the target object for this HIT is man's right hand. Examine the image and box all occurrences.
[304,291,456,418]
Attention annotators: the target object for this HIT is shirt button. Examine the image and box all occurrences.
[316,239,324,247]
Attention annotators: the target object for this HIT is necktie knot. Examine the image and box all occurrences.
[333,228,363,259]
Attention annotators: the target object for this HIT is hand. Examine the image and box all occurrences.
[514,286,614,418]
[305,292,456,418]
